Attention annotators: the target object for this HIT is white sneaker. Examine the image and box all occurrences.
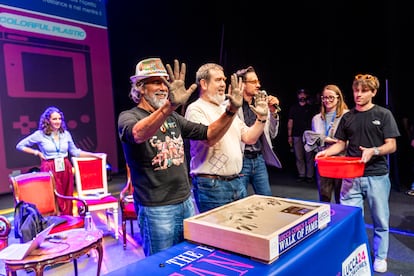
[373,258,387,273]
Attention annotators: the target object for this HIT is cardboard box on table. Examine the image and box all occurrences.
[184,195,331,263]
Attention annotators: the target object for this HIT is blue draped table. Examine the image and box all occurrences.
[107,203,372,276]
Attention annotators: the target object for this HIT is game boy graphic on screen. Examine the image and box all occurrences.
[0,32,96,168]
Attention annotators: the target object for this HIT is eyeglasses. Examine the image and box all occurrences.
[244,80,260,85]
[321,95,338,101]
[355,74,375,80]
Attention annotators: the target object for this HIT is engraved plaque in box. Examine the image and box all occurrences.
[184,195,331,263]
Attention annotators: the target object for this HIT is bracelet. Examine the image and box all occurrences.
[225,109,235,116]
[256,118,267,123]
[33,150,39,156]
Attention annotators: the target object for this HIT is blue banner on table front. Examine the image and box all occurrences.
[105,204,372,276]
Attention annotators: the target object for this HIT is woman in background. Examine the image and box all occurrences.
[16,106,101,215]
[312,84,348,203]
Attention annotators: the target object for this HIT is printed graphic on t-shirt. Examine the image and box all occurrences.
[208,152,229,174]
[150,132,184,171]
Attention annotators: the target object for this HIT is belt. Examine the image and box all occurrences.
[244,151,261,159]
[195,174,240,181]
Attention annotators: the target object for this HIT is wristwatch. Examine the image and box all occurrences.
[373,147,380,156]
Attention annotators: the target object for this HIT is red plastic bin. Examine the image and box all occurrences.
[316,156,365,178]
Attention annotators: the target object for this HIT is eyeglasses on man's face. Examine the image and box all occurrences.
[355,74,375,80]
[321,95,338,101]
[244,79,260,85]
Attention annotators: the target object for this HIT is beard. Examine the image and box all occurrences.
[144,91,168,109]
[206,92,226,105]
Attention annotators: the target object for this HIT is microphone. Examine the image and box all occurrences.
[262,90,281,112]
[273,103,282,113]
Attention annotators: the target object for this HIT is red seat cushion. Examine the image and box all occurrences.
[0,239,7,250]
[123,202,137,218]
[49,215,84,234]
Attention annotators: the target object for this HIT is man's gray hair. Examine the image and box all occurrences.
[129,81,144,103]
[195,63,224,85]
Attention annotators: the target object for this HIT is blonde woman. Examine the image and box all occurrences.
[312,84,348,203]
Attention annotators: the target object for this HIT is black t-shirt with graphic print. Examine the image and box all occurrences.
[118,107,207,206]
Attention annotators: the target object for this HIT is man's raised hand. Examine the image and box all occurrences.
[226,73,243,111]
[162,59,197,108]
[250,90,269,117]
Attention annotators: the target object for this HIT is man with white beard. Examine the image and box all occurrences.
[185,63,269,213]
[118,58,243,256]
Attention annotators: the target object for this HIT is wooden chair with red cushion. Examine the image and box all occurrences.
[119,164,138,249]
[9,171,88,238]
[72,153,119,239]
[0,215,11,251]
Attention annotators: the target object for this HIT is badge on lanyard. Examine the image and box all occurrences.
[54,157,65,172]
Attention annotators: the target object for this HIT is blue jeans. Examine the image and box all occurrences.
[240,154,272,196]
[341,174,391,260]
[136,196,196,256]
[192,176,247,213]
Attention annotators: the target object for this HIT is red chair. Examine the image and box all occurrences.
[9,171,88,238]
[72,153,119,239]
[119,165,138,249]
[0,215,11,251]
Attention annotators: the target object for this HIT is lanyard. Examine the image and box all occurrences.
[51,135,60,153]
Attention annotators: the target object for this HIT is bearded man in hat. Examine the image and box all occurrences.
[117,58,244,256]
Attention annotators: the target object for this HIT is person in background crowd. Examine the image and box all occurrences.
[185,63,269,213]
[235,66,282,196]
[16,106,102,215]
[316,73,400,273]
[308,84,349,203]
[118,58,242,256]
[404,113,414,196]
[287,88,318,183]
